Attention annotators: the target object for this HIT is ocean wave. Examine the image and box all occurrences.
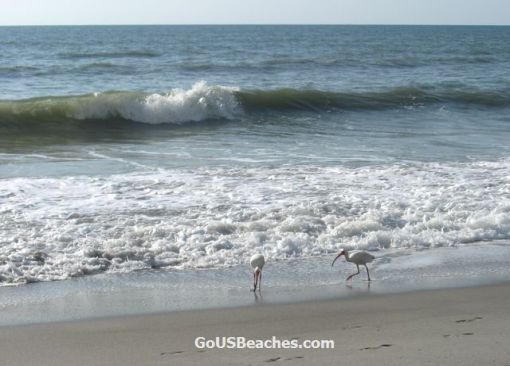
[1,159,510,285]
[1,82,510,127]
[0,65,40,75]
[175,54,500,72]
[238,86,510,111]
[60,50,161,59]
[0,81,241,125]
[78,62,132,70]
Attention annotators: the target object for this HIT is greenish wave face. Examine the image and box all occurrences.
[1,84,509,129]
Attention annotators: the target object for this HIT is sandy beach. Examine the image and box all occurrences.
[1,282,509,366]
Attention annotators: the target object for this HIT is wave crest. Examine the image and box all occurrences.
[1,82,510,126]
[0,81,241,125]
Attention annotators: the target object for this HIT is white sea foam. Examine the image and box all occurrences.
[71,81,241,124]
[1,159,510,285]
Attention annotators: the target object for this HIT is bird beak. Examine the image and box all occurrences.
[331,253,343,267]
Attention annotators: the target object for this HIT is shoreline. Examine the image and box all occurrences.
[2,243,510,326]
[1,282,509,365]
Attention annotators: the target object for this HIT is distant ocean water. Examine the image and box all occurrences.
[1,25,510,285]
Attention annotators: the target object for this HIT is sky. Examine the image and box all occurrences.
[1,0,509,26]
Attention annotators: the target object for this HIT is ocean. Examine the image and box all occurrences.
[1,25,510,308]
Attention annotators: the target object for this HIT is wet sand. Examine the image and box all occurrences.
[1,282,509,365]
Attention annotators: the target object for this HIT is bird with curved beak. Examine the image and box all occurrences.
[332,249,375,281]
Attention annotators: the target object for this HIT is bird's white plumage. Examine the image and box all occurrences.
[250,254,265,271]
[332,249,375,281]
[345,250,375,265]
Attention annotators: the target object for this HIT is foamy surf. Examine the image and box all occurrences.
[1,159,510,285]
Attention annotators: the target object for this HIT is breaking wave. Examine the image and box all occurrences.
[1,81,510,126]
[0,81,241,125]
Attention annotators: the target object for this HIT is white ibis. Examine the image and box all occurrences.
[331,249,375,281]
[250,254,265,291]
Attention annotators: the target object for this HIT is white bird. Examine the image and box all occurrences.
[250,254,265,291]
[331,249,375,281]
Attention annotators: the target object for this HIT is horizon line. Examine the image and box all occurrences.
[1,23,510,27]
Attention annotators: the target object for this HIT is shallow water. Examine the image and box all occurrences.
[1,25,510,286]
[1,243,509,326]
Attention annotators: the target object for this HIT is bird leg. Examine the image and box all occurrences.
[258,272,262,292]
[253,272,257,291]
[364,264,371,281]
[346,264,360,281]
